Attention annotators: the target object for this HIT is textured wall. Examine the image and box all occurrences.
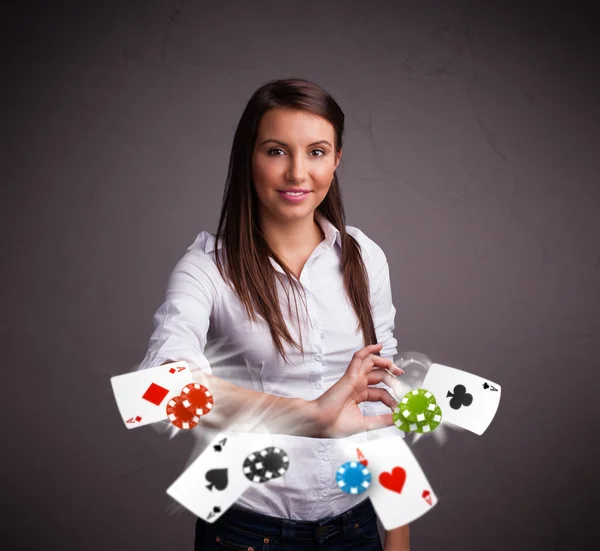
[3,1,599,550]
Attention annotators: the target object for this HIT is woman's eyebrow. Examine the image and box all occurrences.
[259,139,332,148]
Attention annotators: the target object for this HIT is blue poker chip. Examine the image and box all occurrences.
[336,461,371,495]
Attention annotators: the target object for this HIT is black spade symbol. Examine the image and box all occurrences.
[213,438,227,453]
[205,468,228,491]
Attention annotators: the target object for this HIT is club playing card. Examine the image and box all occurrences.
[166,431,273,523]
[422,363,501,435]
[357,437,437,530]
[110,361,193,429]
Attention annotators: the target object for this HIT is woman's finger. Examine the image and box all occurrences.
[346,344,384,377]
[366,368,402,387]
[362,412,394,432]
[359,353,400,377]
[365,387,398,409]
[363,375,403,404]
[353,344,384,363]
[385,363,405,376]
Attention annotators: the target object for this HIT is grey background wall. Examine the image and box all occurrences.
[2,1,599,550]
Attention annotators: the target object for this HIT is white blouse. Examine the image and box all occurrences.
[137,211,403,520]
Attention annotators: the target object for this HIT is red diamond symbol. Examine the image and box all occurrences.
[169,367,176,374]
[135,415,142,422]
[142,383,169,406]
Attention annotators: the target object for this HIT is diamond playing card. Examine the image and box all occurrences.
[111,361,193,429]
[422,363,501,435]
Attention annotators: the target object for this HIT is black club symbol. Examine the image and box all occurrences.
[447,384,473,410]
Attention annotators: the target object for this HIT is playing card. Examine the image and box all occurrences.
[356,447,368,467]
[110,361,193,429]
[166,431,273,523]
[422,363,501,435]
[356,438,437,530]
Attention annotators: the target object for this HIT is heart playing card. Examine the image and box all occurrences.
[422,363,501,435]
[352,437,438,530]
[111,361,192,429]
[166,431,273,523]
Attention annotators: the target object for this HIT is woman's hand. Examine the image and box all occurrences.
[312,343,404,438]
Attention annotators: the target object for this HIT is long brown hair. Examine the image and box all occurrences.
[214,78,378,365]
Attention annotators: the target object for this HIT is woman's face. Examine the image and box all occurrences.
[252,108,341,226]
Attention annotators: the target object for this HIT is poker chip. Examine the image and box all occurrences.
[243,447,290,483]
[166,396,200,429]
[180,383,214,416]
[393,415,419,433]
[413,404,442,433]
[395,389,437,424]
[336,461,371,495]
[392,389,443,433]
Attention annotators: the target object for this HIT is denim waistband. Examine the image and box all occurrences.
[225,498,376,540]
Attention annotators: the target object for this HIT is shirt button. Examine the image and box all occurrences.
[312,320,318,328]
[315,383,322,389]
[321,490,328,496]
[315,354,322,361]
[320,332,325,339]
[323,454,329,461]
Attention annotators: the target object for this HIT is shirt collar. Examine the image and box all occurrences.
[204,211,341,254]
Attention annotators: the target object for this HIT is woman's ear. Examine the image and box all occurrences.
[334,148,342,170]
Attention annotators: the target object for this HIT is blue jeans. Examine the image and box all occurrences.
[194,498,383,551]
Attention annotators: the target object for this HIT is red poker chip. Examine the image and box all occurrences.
[166,396,200,429]
[180,383,214,416]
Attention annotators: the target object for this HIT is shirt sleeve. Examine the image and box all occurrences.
[368,245,398,361]
[362,244,404,441]
[136,248,216,375]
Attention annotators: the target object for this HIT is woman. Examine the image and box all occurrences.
[137,78,410,550]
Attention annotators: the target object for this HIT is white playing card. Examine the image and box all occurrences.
[166,431,273,523]
[422,363,501,435]
[355,437,437,530]
[111,361,193,429]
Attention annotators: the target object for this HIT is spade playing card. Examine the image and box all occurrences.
[166,432,272,523]
[110,361,193,429]
[422,363,501,435]
[347,437,437,530]
[205,468,228,491]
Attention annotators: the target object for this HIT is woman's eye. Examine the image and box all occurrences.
[267,148,325,156]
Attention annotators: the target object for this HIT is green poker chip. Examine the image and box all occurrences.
[395,389,437,424]
[392,389,443,434]
[393,414,419,433]
[393,404,443,433]
[412,403,442,433]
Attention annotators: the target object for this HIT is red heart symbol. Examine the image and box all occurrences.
[379,466,406,494]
